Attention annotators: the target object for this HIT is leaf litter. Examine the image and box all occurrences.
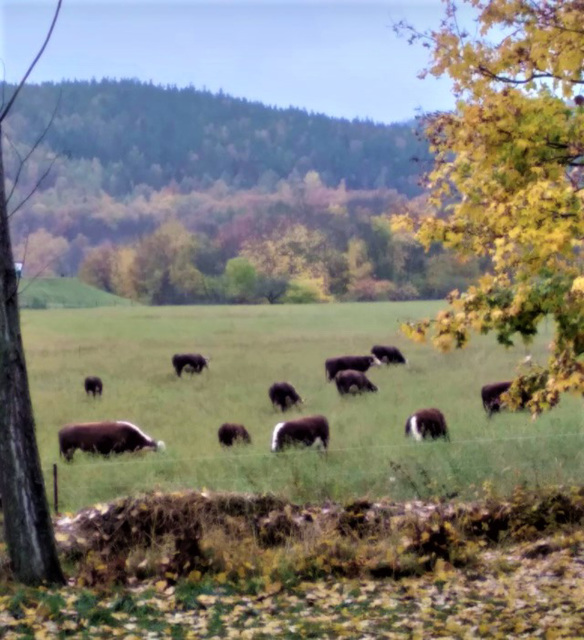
[0,486,583,637]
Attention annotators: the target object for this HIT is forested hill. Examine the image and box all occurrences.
[6,79,429,197]
[4,79,478,306]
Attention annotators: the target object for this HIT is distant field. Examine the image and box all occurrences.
[18,277,134,309]
[21,302,583,513]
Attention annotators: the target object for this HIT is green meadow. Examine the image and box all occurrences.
[21,302,583,513]
[18,277,134,309]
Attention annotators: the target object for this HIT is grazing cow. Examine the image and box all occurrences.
[325,355,382,382]
[271,415,329,452]
[84,376,103,397]
[269,382,303,412]
[481,381,529,417]
[335,369,378,395]
[59,420,165,461]
[405,408,449,441]
[371,345,407,365]
[481,381,512,416]
[218,423,252,447]
[172,353,209,377]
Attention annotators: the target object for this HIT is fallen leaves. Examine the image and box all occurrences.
[3,534,583,638]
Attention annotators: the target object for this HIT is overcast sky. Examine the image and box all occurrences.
[1,1,471,124]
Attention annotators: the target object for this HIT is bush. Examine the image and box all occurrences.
[344,279,419,302]
[282,277,331,304]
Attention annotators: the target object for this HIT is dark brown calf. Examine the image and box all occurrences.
[269,382,303,411]
[84,376,103,397]
[481,381,512,416]
[218,423,251,447]
[481,381,530,417]
[172,353,209,377]
[335,369,378,395]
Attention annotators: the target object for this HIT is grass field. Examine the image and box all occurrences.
[21,301,583,513]
[18,277,134,309]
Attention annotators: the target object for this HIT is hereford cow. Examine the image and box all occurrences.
[269,382,303,411]
[481,381,512,416]
[218,423,251,447]
[84,376,103,397]
[405,408,449,441]
[271,415,329,452]
[481,381,530,417]
[335,369,378,395]
[172,353,209,377]
[371,345,407,365]
[325,355,381,382]
[59,421,165,461]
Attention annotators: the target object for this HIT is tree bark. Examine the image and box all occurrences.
[0,125,65,585]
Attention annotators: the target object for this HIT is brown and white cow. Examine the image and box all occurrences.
[481,381,512,416]
[405,408,449,441]
[371,345,407,365]
[271,415,329,452]
[269,382,303,411]
[481,381,530,417]
[84,376,103,397]
[335,370,378,395]
[218,423,252,447]
[58,421,165,461]
[325,355,381,382]
[172,353,209,377]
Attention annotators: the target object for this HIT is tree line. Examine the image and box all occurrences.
[5,78,430,197]
[2,79,482,303]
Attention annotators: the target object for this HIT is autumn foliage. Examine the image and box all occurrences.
[398,0,584,413]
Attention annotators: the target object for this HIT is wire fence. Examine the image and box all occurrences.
[46,430,584,470]
[46,430,584,513]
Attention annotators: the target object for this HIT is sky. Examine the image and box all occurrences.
[0,1,470,124]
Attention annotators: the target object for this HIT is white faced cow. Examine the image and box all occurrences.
[371,345,407,365]
[59,421,165,461]
[271,415,329,452]
[405,408,449,441]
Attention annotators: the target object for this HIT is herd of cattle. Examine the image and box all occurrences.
[59,345,518,460]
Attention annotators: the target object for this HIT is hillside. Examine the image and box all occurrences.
[3,79,477,305]
[18,277,134,309]
[6,79,430,197]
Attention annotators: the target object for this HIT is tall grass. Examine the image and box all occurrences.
[20,303,583,512]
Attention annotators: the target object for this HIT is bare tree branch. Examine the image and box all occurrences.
[0,0,63,123]
[4,89,62,206]
[7,155,57,219]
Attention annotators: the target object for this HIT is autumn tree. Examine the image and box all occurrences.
[78,244,117,292]
[0,1,65,584]
[131,221,204,304]
[396,0,584,413]
[224,257,257,303]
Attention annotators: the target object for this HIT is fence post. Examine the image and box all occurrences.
[53,463,59,515]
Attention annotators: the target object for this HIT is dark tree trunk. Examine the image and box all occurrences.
[0,125,65,585]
